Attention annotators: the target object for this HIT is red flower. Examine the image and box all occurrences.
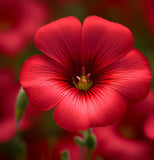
[144,115,154,140]
[93,126,153,160]
[0,0,49,56]
[0,68,20,142]
[0,68,42,142]
[120,91,154,137]
[20,16,152,131]
[139,91,154,140]
[92,91,154,160]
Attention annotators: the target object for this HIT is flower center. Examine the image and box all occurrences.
[73,67,93,91]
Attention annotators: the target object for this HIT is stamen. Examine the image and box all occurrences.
[73,67,93,91]
[76,76,81,81]
[86,73,91,79]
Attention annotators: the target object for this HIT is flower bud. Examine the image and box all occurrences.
[74,136,84,146]
[16,87,28,122]
[85,129,97,151]
[61,150,70,160]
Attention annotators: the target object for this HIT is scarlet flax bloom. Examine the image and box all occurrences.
[20,16,152,131]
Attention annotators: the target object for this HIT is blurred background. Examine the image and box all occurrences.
[0,0,154,160]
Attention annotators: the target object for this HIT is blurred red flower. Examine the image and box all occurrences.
[92,91,154,160]
[130,91,154,140]
[0,69,19,142]
[20,16,151,131]
[93,126,153,160]
[144,114,154,140]
[0,0,49,56]
[119,91,154,137]
[0,68,40,142]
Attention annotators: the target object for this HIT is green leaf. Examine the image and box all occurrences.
[74,136,84,146]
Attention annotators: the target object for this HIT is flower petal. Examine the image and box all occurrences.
[0,119,16,142]
[34,16,82,73]
[81,16,134,70]
[144,114,154,140]
[103,48,152,102]
[53,86,126,131]
[20,55,71,111]
[93,126,152,160]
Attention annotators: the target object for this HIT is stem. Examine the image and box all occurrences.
[78,128,96,160]
[80,144,85,160]
[86,150,92,160]
[79,130,86,160]
[16,121,21,133]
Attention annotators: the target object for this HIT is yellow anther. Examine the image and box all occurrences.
[81,78,87,84]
